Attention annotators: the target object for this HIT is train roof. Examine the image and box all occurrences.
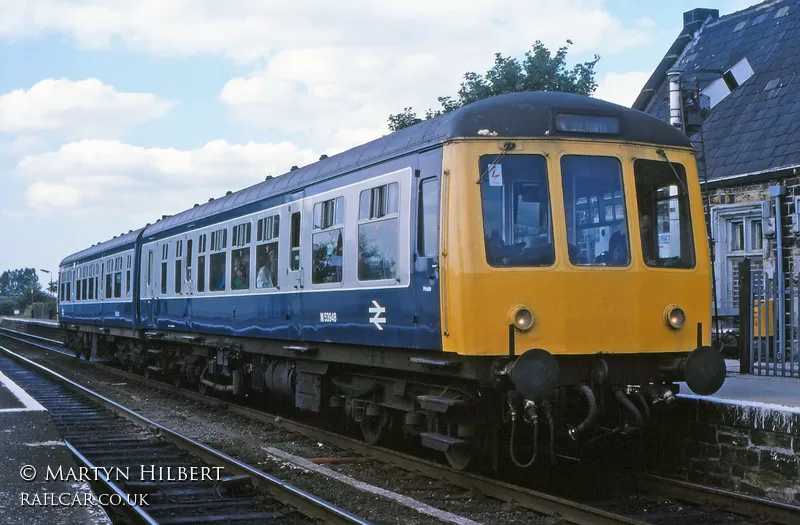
[143,92,692,239]
[60,228,144,267]
[60,92,693,265]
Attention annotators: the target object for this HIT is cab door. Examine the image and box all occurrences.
[414,175,442,349]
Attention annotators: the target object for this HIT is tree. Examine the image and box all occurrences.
[388,40,599,131]
[0,268,48,309]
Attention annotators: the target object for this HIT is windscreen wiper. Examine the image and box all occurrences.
[656,149,689,195]
[476,142,516,185]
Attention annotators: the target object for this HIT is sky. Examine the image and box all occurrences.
[0,0,756,286]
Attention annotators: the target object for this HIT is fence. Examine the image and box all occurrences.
[738,258,800,377]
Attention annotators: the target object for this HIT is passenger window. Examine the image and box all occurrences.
[290,212,301,272]
[561,156,629,267]
[359,184,399,281]
[198,255,206,292]
[312,197,344,284]
[634,159,695,269]
[88,278,94,300]
[256,215,280,289]
[418,178,439,257]
[160,244,168,295]
[106,266,113,299]
[231,222,251,290]
[175,259,182,293]
[186,239,193,283]
[66,282,71,302]
[147,250,153,292]
[114,272,122,298]
[210,227,227,292]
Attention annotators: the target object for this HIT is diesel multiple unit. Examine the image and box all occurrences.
[58,92,725,469]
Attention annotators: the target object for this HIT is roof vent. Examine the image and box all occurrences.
[226,190,232,196]
[162,215,171,220]
[319,154,328,160]
[193,203,199,208]
[265,175,273,180]
[752,13,767,25]
[734,20,747,32]
[701,56,754,108]
[290,165,299,171]
[776,6,790,18]
[208,198,214,202]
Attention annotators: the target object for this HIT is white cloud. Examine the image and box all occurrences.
[594,71,652,108]
[3,136,51,157]
[0,78,176,137]
[16,139,319,220]
[0,1,650,63]
[1,2,653,149]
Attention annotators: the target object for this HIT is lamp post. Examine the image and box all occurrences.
[40,269,55,320]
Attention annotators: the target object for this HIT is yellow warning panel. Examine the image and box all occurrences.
[753,299,774,338]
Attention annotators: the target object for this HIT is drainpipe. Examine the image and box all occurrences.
[667,69,683,130]
[769,185,786,361]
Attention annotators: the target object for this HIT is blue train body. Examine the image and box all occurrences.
[59,146,443,352]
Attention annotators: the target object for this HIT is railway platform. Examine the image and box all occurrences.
[648,360,800,505]
[0,370,111,524]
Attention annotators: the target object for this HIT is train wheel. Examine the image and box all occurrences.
[445,444,474,471]
[360,405,387,445]
[197,366,210,396]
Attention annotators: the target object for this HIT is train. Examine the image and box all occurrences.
[58,91,726,469]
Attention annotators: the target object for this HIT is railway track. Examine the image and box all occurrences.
[2,323,798,525]
[0,335,369,525]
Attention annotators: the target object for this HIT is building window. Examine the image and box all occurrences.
[312,197,344,284]
[731,221,744,251]
[359,184,399,280]
[751,220,763,250]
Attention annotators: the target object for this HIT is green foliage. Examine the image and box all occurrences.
[0,298,17,316]
[0,268,48,310]
[388,40,599,131]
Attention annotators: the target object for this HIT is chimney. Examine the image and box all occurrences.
[682,8,719,31]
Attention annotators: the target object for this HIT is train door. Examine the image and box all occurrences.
[170,236,191,330]
[286,197,305,340]
[183,235,195,329]
[414,174,442,349]
[141,248,155,327]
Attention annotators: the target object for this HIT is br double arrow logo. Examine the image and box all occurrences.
[368,300,386,330]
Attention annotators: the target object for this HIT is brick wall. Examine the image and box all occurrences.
[643,397,800,503]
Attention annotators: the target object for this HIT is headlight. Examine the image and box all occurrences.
[665,306,686,329]
[510,306,534,332]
